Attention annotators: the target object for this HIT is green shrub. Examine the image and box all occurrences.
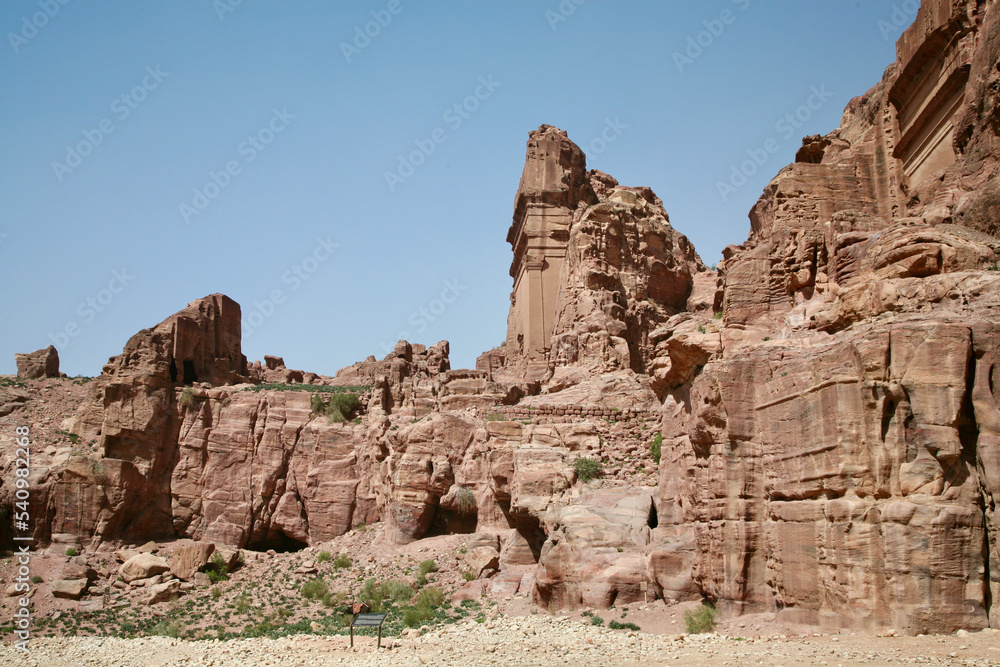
[462,571,476,582]
[235,595,250,614]
[484,412,505,422]
[301,578,329,601]
[211,587,222,600]
[419,559,438,576]
[403,606,433,627]
[414,586,444,610]
[150,619,183,638]
[589,614,604,626]
[316,551,331,564]
[30,575,42,584]
[454,487,477,515]
[309,394,325,415]
[360,578,385,612]
[179,387,196,407]
[326,393,361,423]
[206,553,229,582]
[650,433,662,464]
[713,311,723,319]
[65,548,78,557]
[608,620,640,631]
[573,457,603,483]
[684,603,718,634]
[333,554,352,569]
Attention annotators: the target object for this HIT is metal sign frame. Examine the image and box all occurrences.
[350,612,388,649]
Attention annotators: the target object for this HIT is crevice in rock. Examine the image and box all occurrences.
[246,529,308,553]
[647,502,658,530]
[982,501,994,625]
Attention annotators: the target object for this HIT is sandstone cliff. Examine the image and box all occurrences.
[4,0,1000,637]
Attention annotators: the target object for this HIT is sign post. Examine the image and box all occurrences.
[350,612,388,649]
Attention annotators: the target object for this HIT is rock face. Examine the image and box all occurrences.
[499,126,709,383]
[650,0,1000,635]
[3,0,1000,637]
[15,345,59,379]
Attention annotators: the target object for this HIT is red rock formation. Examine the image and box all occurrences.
[499,127,708,383]
[15,345,60,379]
[650,0,1000,634]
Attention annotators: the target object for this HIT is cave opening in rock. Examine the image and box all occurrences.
[169,359,178,383]
[247,530,308,553]
[648,503,658,530]
[182,359,198,385]
[426,504,478,537]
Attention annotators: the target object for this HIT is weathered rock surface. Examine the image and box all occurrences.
[498,126,709,383]
[50,579,88,600]
[15,345,60,379]
[3,0,1000,638]
[119,553,170,583]
[169,542,215,581]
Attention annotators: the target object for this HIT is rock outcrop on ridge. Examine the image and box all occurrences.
[3,0,1000,637]
[15,345,60,379]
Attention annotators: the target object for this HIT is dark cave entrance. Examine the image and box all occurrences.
[182,360,198,384]
[247,530,308,553]
[425,505,478,537]
[169,359,178,382]
[648,503,658,530]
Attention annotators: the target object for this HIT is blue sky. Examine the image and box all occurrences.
[1,1,915,376]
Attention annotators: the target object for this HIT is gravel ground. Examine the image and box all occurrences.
[2,616,998,666]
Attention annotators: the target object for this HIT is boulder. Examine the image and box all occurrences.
[119,553,170,583]
[146,580,180,605]
[50,579,88,600]
[170,542,215,581]
[463,547,500,579]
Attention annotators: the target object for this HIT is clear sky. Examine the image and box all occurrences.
[1,0,914,377]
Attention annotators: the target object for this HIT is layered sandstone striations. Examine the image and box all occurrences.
[4,0,1000,637]
[652,0,1000,635]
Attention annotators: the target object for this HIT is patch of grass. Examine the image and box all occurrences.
[698,325,707,334]
[30,575,42,584]
[316,550,331,564]
[179,387,196,407]
[713,311,723,319]
[462,571,476,582]
[419,559,438,576]
[572,457,603,483]
[65,548,78,557]
[650,433,662,464]
[684,603,718,634]
[483,412,505,421]
[301,578,329,601]
[211,587,222,600]
[454,486,476,515]
[333,554,352,569]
